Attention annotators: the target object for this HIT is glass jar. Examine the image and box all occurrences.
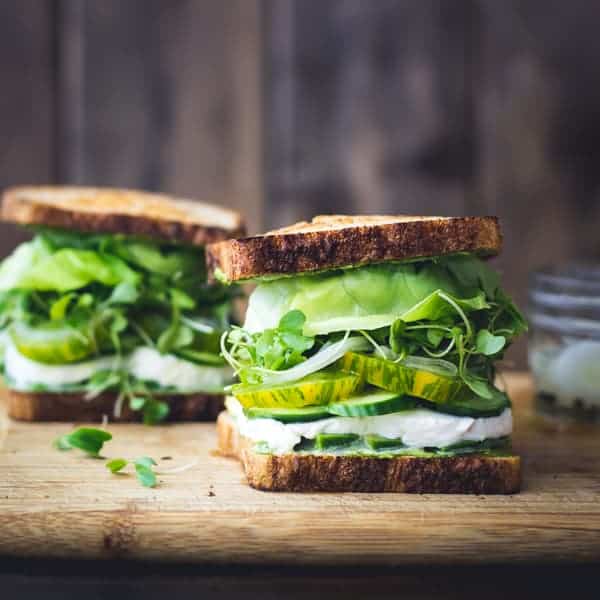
[529,264,600,421]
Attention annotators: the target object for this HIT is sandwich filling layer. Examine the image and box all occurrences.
[225,396,512,455]
[4,342,231,394]
[0,228,236,422]
[221,253,526,454]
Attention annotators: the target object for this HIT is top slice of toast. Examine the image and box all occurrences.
[2,186,246,246]
[207,214,502,282]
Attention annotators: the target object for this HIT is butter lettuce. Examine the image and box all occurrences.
[38,227,203,279]
[244,256,497,336]
[0,238,139,292]
[111,240,202,278]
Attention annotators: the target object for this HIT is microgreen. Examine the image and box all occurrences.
[140,398,170,425]
[54,427,112,457]
[386,283,525,396]
[134,457,158,487]
[106,458,128,473]
[475,329,506,356]
[120,375,170,425]
[105,456,158,487]
[106,281,139,305]
[222,309,315,383]
[128,396,147,411]
[54,430,159,488]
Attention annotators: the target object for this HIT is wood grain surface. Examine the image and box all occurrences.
[1,373,599,565]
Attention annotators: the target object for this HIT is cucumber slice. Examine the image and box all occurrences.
[341,352,464,404]
[244,405,331,423]
[438,436,510,454]
[315,433,359,450]
[232,370,361,409]
[423,387,511,418]
[364,434,406,451]
[327,390,418,417]
[10,320,94,364]
[434,436,511,456]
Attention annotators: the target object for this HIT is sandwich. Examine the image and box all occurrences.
[0,186,245,422]
[208,215,527,493]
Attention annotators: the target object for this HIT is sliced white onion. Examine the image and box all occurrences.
[180,316,216,334]
[4,342,120,388]
[374,345,458,377]
[128,346,232,392]
[257,335,370,386]
[400,355,458,377]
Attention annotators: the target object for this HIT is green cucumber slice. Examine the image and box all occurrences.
[315,433,359,450]
[10,320,94,364]
[424,387,511,418]
[328,390,418,417]
[341,351,463,404]
[232,370,361,409]
[244,405,331,423]
[436,436,510,455]
[364,434,406,451]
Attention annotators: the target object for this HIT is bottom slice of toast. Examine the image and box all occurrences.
[216,412,521,494]
[7,390,224,422]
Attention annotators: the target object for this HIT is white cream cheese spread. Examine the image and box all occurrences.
[225,396,512,454]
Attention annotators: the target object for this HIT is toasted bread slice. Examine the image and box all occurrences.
[7,390,224,422]
[216,412,521,494]
[2,186,245,246]
[207,215,501,282]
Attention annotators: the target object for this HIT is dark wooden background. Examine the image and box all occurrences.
[2,0,600,366]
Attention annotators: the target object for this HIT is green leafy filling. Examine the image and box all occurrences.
[54,427,158,487]
[0,227,238,422]
[225,309,315,382]
[253,435,512,457]
[107,456,158,488]
[223,254,527,405]
[54,427,112,457]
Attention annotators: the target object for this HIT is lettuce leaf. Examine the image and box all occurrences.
[438,254,500,299]
[0,240,139,292]
[38,227,204,278]
[244,256,498,336]
[0,238,52,290]
[110,240,203,278]
[399,290,488,322]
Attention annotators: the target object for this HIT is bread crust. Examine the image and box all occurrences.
[2,186,245,246]
[7,390,224,422]
[207,215,501,282]
[216,412,521,494]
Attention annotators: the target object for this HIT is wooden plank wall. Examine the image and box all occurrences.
[265,0,475,224]
[0,1,56,249]
[0,0,263,236]
[264,0,600,365]
[2,0,600,365]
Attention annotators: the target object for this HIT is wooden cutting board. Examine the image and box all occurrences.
[1,373,599,566]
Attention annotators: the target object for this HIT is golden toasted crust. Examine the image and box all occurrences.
[2,186,245,246]
[207,215,502,282]
[7,390,224,422]
[216,412,521,494]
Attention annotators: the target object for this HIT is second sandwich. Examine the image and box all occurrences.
[0,186,244,422]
